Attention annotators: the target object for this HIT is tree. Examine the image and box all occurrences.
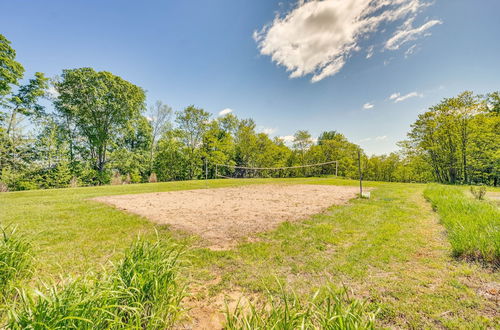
[147,100,172,173]
[5,72,48,137]
[405,91,497,185]
[175,105,210,179]
[54,68,145,183]
[292,130,313,169]
[0,34,24,105]
[0,35,47,176]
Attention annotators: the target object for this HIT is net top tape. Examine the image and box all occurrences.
[214,160,338,171]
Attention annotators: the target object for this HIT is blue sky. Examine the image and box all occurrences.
[1,0,499,154]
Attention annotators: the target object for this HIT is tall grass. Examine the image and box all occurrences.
[225,283,377,329]
[8,239,186,329]
[0,226,32,296]
[424,185,500,265]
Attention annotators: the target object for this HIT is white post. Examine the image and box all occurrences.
[335,161,338,177]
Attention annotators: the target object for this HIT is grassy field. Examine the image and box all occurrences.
[424,185,499,265]
[0,178,498,328]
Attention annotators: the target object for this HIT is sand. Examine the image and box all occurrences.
[94,184,359,249]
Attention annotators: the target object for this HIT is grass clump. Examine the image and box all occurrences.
[0,226,32,296]
[225,282,377,329]
[424,184,500,265]
[8,238,186,329]
[469,185,486,200]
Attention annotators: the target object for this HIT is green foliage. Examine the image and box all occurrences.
[405,91,499,185]
[424,185,500,265]
[0,226,32,296]
[0,34,24,103]
[225,282,377,329]
[175,105,210,179]
[54,68,146,181]
[8,239,186,329]
[470,185,486,200]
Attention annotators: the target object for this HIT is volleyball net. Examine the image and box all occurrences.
[213,160,338,179]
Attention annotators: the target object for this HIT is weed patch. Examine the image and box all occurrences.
[424,185,499,266]
[8,239,186,329]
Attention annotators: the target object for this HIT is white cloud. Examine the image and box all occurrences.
[360,135,387,143]
[46,85,59,98]
[385,18,442,50]
[390,91,423,103]
[260,127,277,135]
[218,108,233,116]
[389,92,400,100]
[366,45,374,59]
[254,0,439,82]
[363,102,374,110]
[279,135,295,143]
[404,44,418,58]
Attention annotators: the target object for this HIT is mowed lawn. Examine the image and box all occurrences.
[0,178,498,328]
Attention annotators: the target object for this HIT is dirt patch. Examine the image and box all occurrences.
[94,184,359,249]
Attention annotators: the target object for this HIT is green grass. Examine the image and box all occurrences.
[0,226,32,297]
[424,184,500,265]
[225,281,377,329]
[0,178,498,328]
[8,238,186,329]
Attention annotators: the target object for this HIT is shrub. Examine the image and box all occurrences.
[0,182,8,193]
[0,226,32,296]
[15,181,38,191]
[8,239,186,329]
[424,185,499,265]
[225,282,377,329]
[470,185,486,200]
[123,173,131,185]
[110,171,123,185]
[69,176,79,188]
[148,172,158,183]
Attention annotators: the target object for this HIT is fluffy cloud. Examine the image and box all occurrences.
[279,135,295,143]
[390,91,422,103]
[363,102,374,110]
[255,0,440,82]
[260,127,277,135]
[218,108,233,116]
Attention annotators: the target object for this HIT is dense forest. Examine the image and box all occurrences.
[0,34,498,191]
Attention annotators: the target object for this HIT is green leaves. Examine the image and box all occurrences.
[0,34,25,102]
[54,68,146,179]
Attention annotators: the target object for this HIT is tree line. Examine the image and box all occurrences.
[0,34,498,191]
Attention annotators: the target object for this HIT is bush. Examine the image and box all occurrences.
[69,176,79,188]
[123,173,131,184]
[424,185,499,265]
[8,239,186,329]
[0,182,8,192]
[148,172,158,183]
[225,282,377,329]
[110,171,123,185]
[0,226,32,296]
[470,185,486,200]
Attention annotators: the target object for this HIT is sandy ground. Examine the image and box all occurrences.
[94,184,359,249]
